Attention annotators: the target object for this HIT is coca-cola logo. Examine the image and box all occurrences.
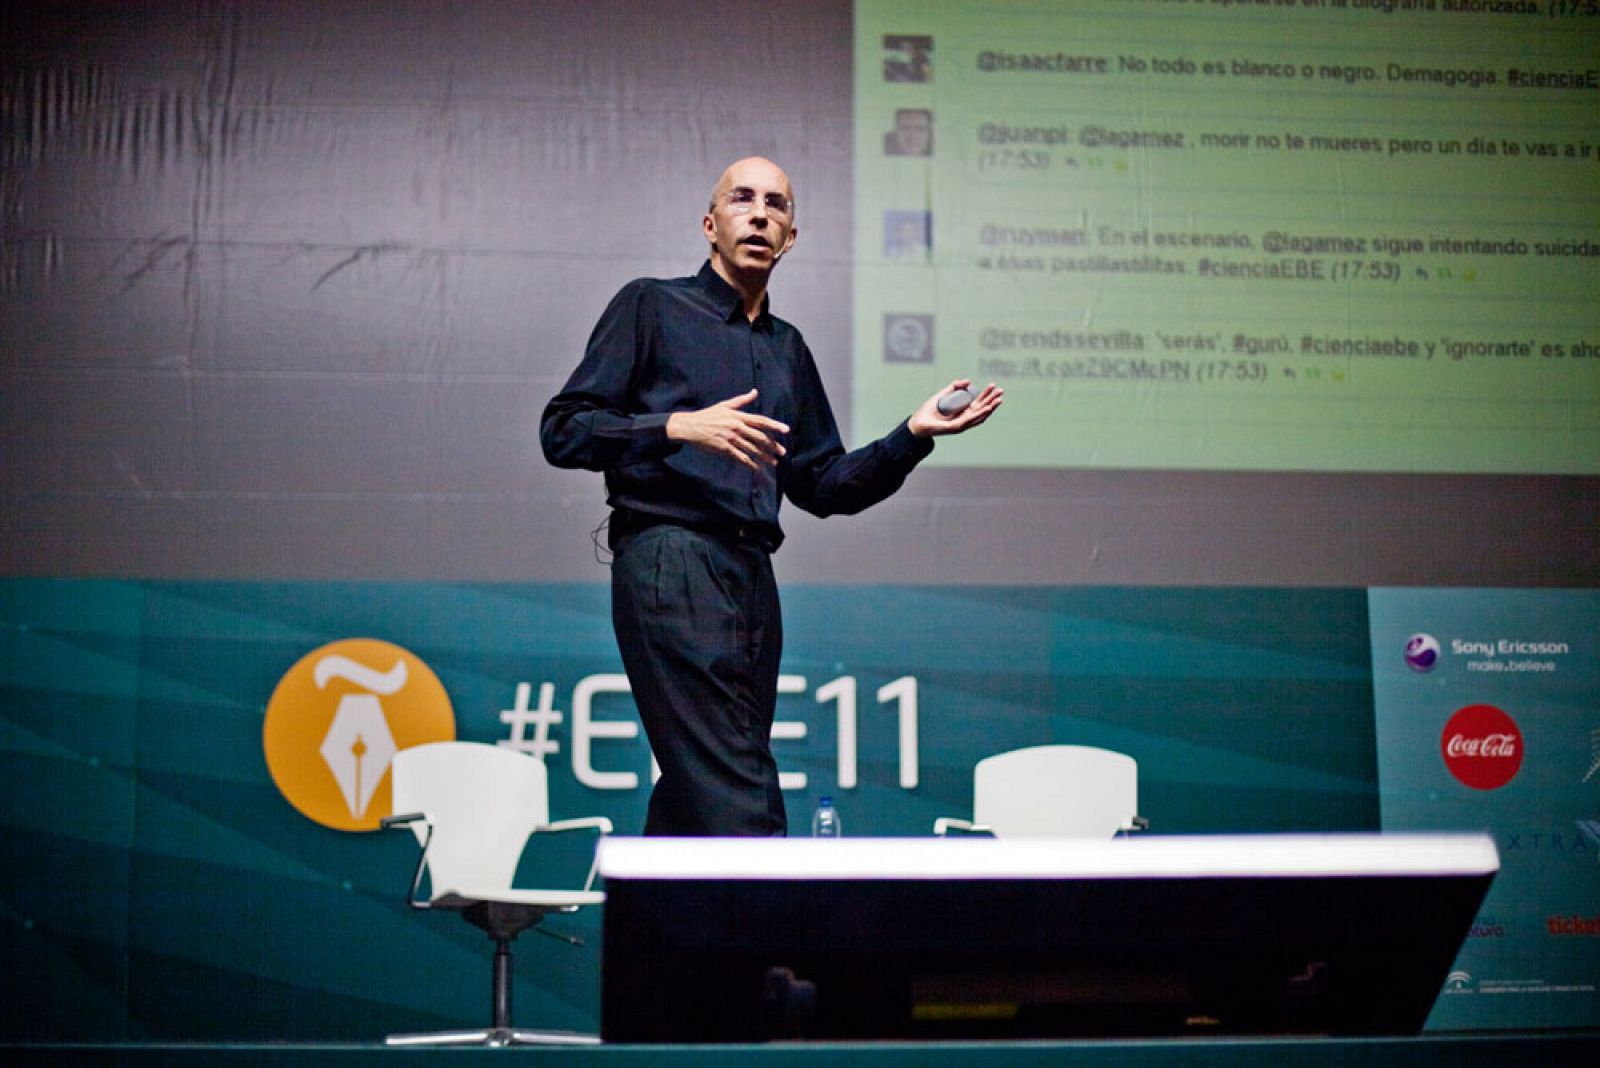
[1446,734,1518,759]
[1441,704,1523,790]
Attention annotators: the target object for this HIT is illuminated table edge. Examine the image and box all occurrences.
[596,833,1499,881]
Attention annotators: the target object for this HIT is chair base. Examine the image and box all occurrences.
[386,1026,600,1047]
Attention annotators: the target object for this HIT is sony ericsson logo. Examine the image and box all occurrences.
[1404,633,1441,672]
[1404,630,1570,674]
[263,639,455,831]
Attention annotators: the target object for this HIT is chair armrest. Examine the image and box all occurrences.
[380,812,434,909]
[1124,815,1151,833]
[535,815,613,892]
[934,818,972,836]
[381,811,426,830]
[539,816,614,835]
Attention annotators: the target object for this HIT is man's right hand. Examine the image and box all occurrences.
[666,389,789,470]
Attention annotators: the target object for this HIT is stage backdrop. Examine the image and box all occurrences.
[2,0,1596,1048]
[3,579,1596,1041]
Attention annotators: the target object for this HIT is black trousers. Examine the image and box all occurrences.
[611,522,787,836]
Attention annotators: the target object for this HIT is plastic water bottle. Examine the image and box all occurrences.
[811,796,841,838]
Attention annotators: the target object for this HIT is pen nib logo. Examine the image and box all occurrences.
[263,638,455,831]
[313,655,406,820]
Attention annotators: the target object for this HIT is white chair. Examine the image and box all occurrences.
[381,741,612,1047]
[934,744,1148,839]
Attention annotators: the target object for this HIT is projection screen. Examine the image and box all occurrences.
[1,0,1595,586]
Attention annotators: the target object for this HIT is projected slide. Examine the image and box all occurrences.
[854,0,1600,473]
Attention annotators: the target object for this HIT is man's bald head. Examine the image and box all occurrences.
[708,156,795,215]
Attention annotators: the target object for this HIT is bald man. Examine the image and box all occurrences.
[542,158,1001,836]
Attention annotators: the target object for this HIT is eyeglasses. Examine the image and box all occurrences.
[721,189,794,218]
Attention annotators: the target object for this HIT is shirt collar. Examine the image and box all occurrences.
[697,260,772,328]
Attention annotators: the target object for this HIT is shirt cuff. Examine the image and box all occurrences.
[631,411,672,438]
[887,419,936,461]
[614,410,675,464]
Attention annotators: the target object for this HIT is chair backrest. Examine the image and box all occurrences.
[390,741,550,894]
[971,744,1139,838]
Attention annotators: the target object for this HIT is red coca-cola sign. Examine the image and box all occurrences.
[1441,704,1523,790]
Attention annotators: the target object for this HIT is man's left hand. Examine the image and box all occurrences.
[908,380,1004,438]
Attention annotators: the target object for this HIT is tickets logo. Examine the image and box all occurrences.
[263,639,454,831]
[1545,914,1600,937]
[1441,704,1523,791]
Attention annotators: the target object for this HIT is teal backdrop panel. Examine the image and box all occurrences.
[1370,588,1599,1032]
[2,581,1377,1042]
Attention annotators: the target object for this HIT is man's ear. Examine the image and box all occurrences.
[773,225,798,262]
[702,212,716,246]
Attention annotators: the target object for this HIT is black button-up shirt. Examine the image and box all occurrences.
[542,262,934,550]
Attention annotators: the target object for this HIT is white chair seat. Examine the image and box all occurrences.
[432,888,605,911]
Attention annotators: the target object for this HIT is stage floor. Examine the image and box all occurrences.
[5,1033,1597,1067]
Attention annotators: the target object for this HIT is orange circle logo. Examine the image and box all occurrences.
[263,638,455,831]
